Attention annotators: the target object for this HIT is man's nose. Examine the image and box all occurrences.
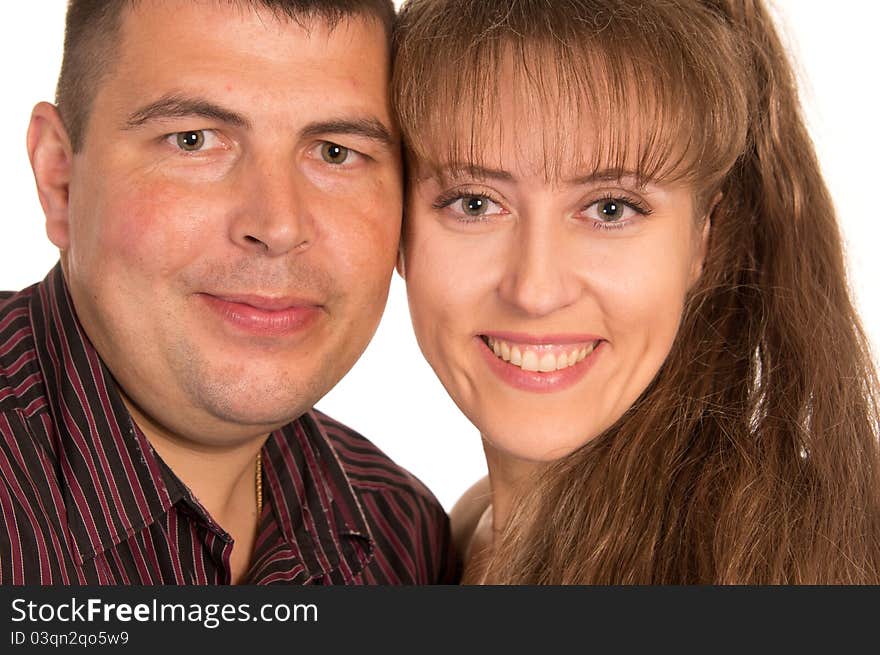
[229,163,315,257]
[497,217,581,318]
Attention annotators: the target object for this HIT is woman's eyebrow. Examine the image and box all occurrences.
[435,164,515,182]
[565,169,649,188]
[427,165,650,188]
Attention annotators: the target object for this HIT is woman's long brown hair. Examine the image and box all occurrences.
[393,0,880,583]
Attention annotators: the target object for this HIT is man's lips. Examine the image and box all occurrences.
[206,293,322,311]
[198,293,323,336]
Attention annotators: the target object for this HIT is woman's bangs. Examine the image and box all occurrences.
[395,1,751,191]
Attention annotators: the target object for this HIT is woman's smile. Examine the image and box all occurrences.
[476,333,605,394]
[481,334,600,372]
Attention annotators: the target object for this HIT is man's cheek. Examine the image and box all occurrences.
[339,176,403,253]
[326,219,399,281]
[100,189,206,271]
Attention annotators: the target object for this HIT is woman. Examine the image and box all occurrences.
[392,0,880,583]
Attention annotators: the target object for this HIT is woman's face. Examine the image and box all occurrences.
[401,112,709,465]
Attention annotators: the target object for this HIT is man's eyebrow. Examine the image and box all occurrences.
[124,95,250,129]
[300,118,395,146]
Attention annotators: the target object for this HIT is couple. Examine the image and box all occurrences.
[1,0,878,585]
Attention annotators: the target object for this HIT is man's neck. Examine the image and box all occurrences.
[120,395,265,583]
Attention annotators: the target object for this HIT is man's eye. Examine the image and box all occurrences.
[176,130,205,151]
[320,142,352,165]
[169,129,221,152]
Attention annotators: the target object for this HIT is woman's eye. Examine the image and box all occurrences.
[584,198,640,223]
[461,196,489,216]
[321,142,353,165]
[445,194,505,219]
[169,129,220,152]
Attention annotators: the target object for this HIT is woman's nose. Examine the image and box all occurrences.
[497,219,581,317]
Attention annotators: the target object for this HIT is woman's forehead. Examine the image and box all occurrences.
[409,100,687,188]
[406,43,703,182]
[395,8,751,196]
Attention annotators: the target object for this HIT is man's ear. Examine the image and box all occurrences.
[27,102,74,250]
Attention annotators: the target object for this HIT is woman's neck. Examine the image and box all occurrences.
[481,440,544,538]
[456,441,545,584]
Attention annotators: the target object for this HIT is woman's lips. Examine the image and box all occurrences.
[199,293,322,336]
[477,333,603,393]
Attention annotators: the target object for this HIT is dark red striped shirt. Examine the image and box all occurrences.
[0,265,457,585]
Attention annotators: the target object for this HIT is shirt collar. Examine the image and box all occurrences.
[29,265,181,565]
[251,414,374,583]
[30,264,374,580]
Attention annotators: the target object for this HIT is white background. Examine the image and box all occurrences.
[1,2,877,511]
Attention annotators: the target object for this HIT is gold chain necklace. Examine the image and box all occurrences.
[255,450,263,517]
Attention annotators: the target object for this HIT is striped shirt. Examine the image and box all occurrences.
[0,265,457,585]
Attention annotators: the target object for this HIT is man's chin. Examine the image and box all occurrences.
[198,392,316,431]
[166,335,352,433]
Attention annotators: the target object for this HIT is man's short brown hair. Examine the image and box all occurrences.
[56,0,396,152]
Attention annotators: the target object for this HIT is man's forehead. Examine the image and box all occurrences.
[120,0,387,38]
[93,2,393,134]
[113,1,389,70]
[112,2,387,80]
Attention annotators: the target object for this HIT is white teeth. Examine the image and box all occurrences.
[521,350,540,372]
[510,346,523,366]
[538,353,557,372]
[484,336,599,372]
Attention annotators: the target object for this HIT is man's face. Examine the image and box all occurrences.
[57,2,401,445]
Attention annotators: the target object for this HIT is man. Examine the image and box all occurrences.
[0,0,455,584]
